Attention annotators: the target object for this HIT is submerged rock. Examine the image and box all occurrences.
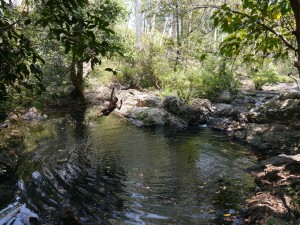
[0,203,40,225]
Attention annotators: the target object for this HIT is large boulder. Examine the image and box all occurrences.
[162,96,207,124]
[129,107,188,128]
[242,123,300,153]
[247,92,300,124]
[213,103,244,119]
[191,98,215,116]
[93,88,187,128]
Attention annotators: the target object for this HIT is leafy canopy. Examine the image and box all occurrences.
[33,0,124,68]
[212,0,295,64]
[0,0,45,101]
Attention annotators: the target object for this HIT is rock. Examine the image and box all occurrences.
[0,203,40,225]
[278,92,300,100]
[163,96,207,124]
[7,113,21,123]
[191,98,215,115]
[207,118,231,131]
[97,86,112,101]
[213,103,241,118]
[213,90,233,103]
[233,129,247,140]
[23,107,47,122]
[247,92,300,124]
[130,119,145,128]
[207,117,245,132]
[86,86,215,127]
[131,107,169,126]
[168,115,188,129]
[245,123,300,153]
[260,154,300,166]
[116,89,162,107]
[0,121,10,129]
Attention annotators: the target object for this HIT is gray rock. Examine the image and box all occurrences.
[23,107,47,122]
[131,119,145,127]
[244,123,300,153]
[0,203,39,225]
[131,107,169,126]
[260,154,300,166]
[213,90,233,103]
[247,93,300,124]
[163,96,207,124]
[207,117,230,131]
[214,103,235,117]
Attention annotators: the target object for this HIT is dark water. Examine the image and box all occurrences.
[0,110,256,225]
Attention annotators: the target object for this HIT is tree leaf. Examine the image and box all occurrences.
[65,41,71,54]
[105,68,113,72]
[24,19,31,25]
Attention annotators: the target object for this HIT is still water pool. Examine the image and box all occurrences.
[1,109,257,224]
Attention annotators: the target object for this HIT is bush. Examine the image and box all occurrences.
[200,56,238,99]
[251,67,279,90]
[159,68,202,102]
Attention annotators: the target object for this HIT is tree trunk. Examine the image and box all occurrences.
[70,53,84,99]
[135,0,142,50]
[174,0,181,71]
[290,0,300,77]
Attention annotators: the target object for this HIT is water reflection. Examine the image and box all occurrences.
[3,113,256,224]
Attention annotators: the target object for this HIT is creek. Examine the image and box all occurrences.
[0,107,257,225]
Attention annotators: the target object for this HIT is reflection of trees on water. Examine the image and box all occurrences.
[18,109,128,224]
[13,115,255,224]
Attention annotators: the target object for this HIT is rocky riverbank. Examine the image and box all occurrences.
[86,84,300,224]
[86,86,300,154]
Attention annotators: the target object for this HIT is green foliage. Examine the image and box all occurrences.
[116,35,164,89]
[199,56,238,99]
[0,0,125,116]
[251,67,279,90]
[0,1,44,104]
[158,68,201,102]
[34,0,124,67]
[212,1,295,64]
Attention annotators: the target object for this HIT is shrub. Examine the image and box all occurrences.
[200,56,238,99]
[251,67,279,90]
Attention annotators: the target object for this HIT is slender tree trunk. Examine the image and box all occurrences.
[70,53,84,99]
[174,0,182,71]
[135,0,142,50]
[290,0,300,78]
[161,17,168,45]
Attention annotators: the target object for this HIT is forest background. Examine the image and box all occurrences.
[1,0,299,118]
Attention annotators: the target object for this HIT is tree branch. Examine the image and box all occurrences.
[0,2,29,30]
[189,4,297,52]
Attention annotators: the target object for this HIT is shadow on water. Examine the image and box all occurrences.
[0,107,257,225]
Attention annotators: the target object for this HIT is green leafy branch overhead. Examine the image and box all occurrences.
[188,0,300,78]
[34,0,124,69]
[212,0,296,63]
